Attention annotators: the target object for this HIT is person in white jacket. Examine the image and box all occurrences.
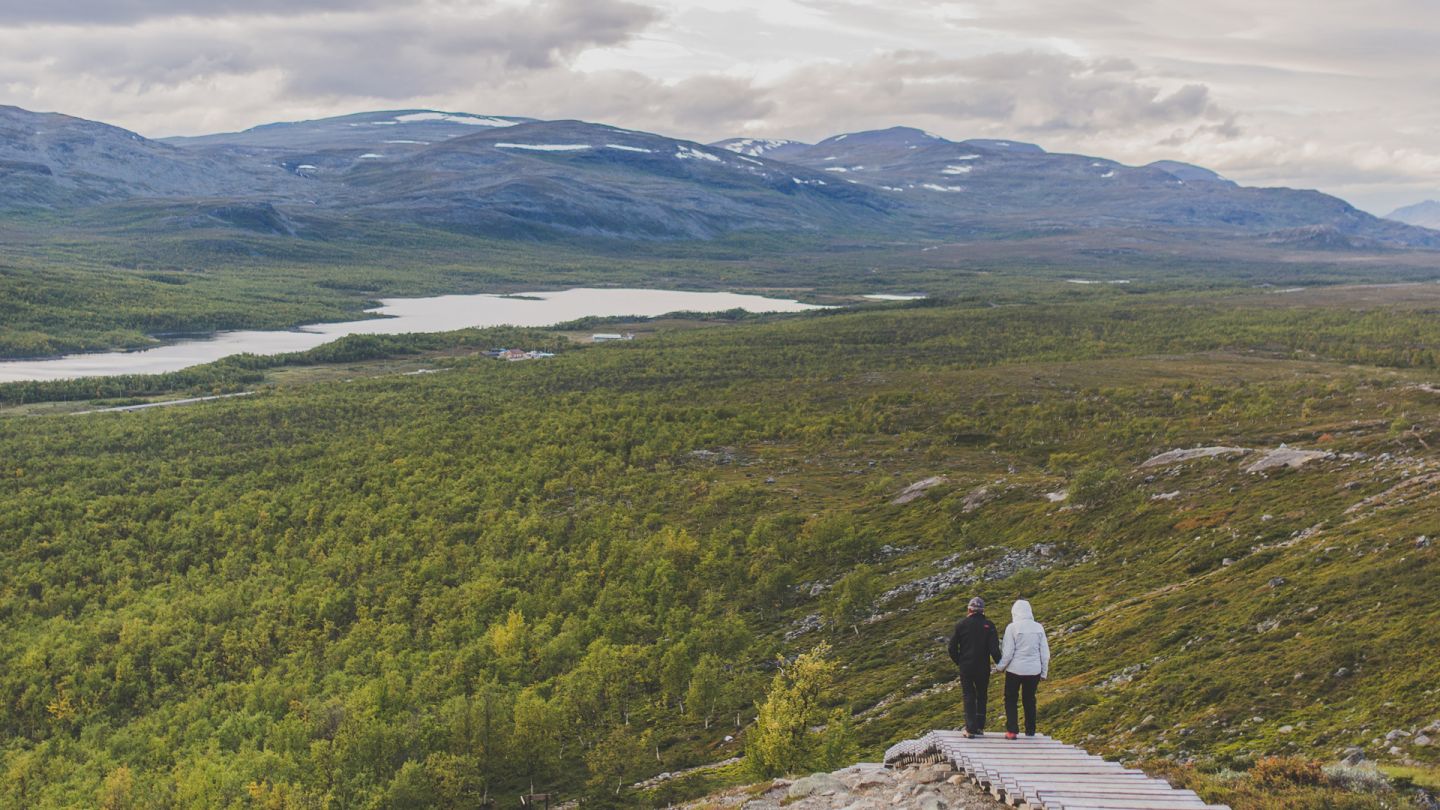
[994,599,1050,739]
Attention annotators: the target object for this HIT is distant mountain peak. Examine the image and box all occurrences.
[1387,199,1440,230]
[817,126,951,148]
[1147,160,1231,185]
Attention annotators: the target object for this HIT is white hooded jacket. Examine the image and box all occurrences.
[996,599,1050,678]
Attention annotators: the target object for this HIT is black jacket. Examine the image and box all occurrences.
[948,612,1001,673]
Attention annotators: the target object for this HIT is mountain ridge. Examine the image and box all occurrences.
[3,104,1438,248]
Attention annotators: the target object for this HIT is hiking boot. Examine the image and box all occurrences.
[1004,732,1018,740]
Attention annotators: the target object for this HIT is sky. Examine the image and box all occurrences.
[1,0,1437,214]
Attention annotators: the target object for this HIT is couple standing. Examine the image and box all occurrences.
[947,596,1050,739]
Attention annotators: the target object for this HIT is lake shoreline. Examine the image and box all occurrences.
[0,288,827,383]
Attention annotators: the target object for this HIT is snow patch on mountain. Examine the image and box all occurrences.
[715,137,803,157]
[393,112,515,127]
[496,143,591,152]
[676,146,721,162]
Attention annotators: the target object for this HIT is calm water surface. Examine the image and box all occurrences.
[0,288,825,383]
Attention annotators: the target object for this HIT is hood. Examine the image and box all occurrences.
[1011,599,1035,622]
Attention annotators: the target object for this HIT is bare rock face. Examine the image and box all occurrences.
[1245,446,1334,473]
[893,476,949,505]
[1140,446,1251,468]
[961,486,994,513]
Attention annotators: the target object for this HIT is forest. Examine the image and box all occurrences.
[3,286,1440,808]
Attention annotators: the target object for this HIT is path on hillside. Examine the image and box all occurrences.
[886,731,1230,810]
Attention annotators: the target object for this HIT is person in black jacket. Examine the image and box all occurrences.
[948,596,1002,737]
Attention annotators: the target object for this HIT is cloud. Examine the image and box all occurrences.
[0,0,659,102]
[753,50,1227,140]
[0,0,392,26]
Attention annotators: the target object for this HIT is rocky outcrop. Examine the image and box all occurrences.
[685,761,1003,809]
[1244,446,1334,473]
[892,476,949,505]
[1140,446,1251,468]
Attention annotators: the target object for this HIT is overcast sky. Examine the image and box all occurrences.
[2,0,1436,213]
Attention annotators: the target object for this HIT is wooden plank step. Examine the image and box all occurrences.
[1043,803,1212,810]
[1032,799,1208,807]
[884,729,1230,810]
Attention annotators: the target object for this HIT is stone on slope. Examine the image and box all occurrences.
[1246,446,1334,473]
[892,476,949,505]
[1140,446,1252,468]
[787,773,850,800]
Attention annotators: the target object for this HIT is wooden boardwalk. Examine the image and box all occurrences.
[884,731,1230,810]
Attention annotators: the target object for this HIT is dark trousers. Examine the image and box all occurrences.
[959,668,991,733]
[1005,673,1040,735]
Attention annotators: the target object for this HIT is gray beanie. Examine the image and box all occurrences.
[968,596,985,612]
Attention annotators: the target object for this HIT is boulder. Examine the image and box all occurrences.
[914,791,948,810]
[787,773,848,800]
[835,801,885,810]
[915,764,953,784]
[837,764,893,792]
[892,476,948,505]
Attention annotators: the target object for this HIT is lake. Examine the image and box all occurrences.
[0,288,826,383]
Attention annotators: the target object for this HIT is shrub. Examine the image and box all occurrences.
[1250,756,1329,789]
[1323,762,1393,794]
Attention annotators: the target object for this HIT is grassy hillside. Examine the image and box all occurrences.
[2,291,1440,808]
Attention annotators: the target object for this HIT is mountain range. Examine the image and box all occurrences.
[3,104,1438,248]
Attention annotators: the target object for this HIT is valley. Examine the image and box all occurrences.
[3,284,1440,808]
[5,99,1440,810]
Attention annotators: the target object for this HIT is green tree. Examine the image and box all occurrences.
[584,724,652,800]
[685,654,724,729]
[823,565,879,635]
[510,688,561,792]
[658,642,693,714]
[745,643,850,778]
[99,766,134,810]
[1070,463,1124,507]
